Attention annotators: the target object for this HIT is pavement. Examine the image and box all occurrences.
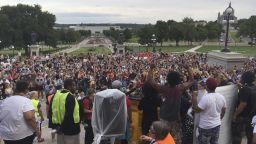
[51,35,113,55]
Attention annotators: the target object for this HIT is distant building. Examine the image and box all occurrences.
[217,3,238,25]
[69,25,121,34]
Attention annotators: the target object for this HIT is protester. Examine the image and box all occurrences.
[0,51,255,143]
[192,77,226,144]
[29,91,45,143]
[0,80,39,144]
[140,121,176,144]
[232,71,256,144]
[147,63,194,144]
[138,82,161,135]
[45,87,57,142]
[83,88,95,144]
[49,79,80,144]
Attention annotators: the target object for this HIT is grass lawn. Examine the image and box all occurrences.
[0,49,25,56]
[128,35,139,43]
[131,46,193,53]
[69,47,112,56]
[40,47,69,54]
[196,45,256,56]
[0,46,70,56]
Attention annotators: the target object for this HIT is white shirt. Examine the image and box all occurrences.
[252,116,256,134]
[198,92,226,129]
[0,96,34,140]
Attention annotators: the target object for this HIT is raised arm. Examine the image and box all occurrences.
[146,64,162,92]
[180,66,194,92]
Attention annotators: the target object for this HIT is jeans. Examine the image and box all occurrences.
[232,117,253,144]
[4,133,35,144]
[85,120,94,144]
[198,126,220,144]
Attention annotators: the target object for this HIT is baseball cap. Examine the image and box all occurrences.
[206,77,217,91]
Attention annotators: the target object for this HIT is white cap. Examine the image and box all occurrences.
[112,80,122,89]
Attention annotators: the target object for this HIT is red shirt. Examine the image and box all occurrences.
[83,98,93,120]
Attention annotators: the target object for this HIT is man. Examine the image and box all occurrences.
[192,77,226,144]
[232,71,256,144]
[49,79,80,144]
[0,80,39,144]
[147,64,194,144]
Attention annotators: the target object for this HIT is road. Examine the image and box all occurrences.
[51,35,114,55]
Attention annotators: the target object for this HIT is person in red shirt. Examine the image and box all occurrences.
[83,89,95,144]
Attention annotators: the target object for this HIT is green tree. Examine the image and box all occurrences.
[78,30,91,37]
[0,4,56,55]
[183,17,196,45]
[138,24,155,45]
[167,20,176,41]
[195,25,208,42]
[155,20,168,46]
[205,21,222,40]
[169,22,184,46]
[123,28,132,42]
[238,16,256,46]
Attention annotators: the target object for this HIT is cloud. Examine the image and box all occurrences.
[1,0,256,24]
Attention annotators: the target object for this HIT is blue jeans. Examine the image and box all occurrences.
[198,126,220,144]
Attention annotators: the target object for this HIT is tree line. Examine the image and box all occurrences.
[138,18,223,46]
[0,4,90,55]
[236,16,256,46]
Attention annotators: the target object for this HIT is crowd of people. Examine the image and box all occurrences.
[0,52,255,144]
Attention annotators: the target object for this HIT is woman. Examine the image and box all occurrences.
[0,80,39,144]
[138,82,161,135]
[140,121,176,144]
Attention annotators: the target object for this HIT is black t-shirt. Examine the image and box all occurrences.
[49,90,80,135]
[237,85,255,118]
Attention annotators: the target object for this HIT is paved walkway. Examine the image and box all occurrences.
[185,39,208,53]
[185,45,203,53]
[51,35,113,55]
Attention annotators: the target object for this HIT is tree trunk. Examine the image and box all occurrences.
[176,40,179,46]
[251,36,253,47]
[25,47,29,56]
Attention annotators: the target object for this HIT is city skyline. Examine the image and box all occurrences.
[1,0,256,24]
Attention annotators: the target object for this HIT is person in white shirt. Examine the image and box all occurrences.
[252,116,256,144]
[0,81,39,144]
[192,77,226,144]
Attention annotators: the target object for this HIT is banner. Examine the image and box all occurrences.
[193,85,238,144]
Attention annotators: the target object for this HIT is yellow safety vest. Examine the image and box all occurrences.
[31,99,39,118]
[51,90,80,124]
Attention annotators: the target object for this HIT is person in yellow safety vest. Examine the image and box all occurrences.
[49,79,80,144]
[29,91,45,143]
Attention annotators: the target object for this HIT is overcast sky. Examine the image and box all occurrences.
[1,0,255,24]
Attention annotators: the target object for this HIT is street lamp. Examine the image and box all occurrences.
[221,3,233,52]
[151,34,156,52]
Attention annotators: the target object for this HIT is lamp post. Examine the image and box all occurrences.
[151,34,156,52]
[221,3,233,52]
